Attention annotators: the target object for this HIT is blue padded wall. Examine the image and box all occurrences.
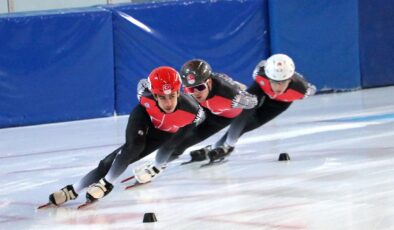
[106,0,270,114]
[359,0,394,88]
[0,8,115,128]
[268,0,361,91]
[5,0,392,128]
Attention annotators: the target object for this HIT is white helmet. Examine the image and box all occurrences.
[265,54,295,81]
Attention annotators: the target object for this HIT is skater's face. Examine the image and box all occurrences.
[187,79,212,103]
[155,91,179,113]
[269,79,291,95]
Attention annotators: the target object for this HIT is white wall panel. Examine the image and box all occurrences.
[13,0,106,12]
[0,0,9,14]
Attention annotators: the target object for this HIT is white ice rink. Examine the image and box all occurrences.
[1,86,394,230]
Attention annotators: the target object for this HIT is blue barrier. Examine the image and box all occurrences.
[106,0,270,114]
[268,0,361,91]
[359,0,394,88]
[1,0,393,128]
[0,8,115,128]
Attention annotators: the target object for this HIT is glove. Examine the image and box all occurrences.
[137,79,150,100]
[232,91,258,109]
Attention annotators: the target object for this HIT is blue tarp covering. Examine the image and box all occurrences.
[2,0,394,128]
[0,8,115,127]
[359,0,394,88]
[268,0,361,91]
[106,0,270,114]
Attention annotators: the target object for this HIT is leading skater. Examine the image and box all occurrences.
[44,66,205,206]
[208,54,316,160]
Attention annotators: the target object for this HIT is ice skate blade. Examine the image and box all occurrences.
[200,159,228,168]
[124,181,149,190]
[37,203,52,209]
[121,175,135,183]
[77,200,96,209]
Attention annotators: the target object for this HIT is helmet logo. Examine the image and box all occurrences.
[275,61,284,72]
[163,84,172,95]
[187,74,196,85]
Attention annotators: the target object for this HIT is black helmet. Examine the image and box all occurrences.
[180,59,212,87]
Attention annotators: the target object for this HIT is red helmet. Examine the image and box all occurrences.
[148,66,181,95]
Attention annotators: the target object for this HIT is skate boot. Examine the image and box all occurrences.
[190,145,212,162]
[86,178,113,202]
[49,185,78,206]
[180,145,212,165]
[208,145,234,162]
[133,163,166,184]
